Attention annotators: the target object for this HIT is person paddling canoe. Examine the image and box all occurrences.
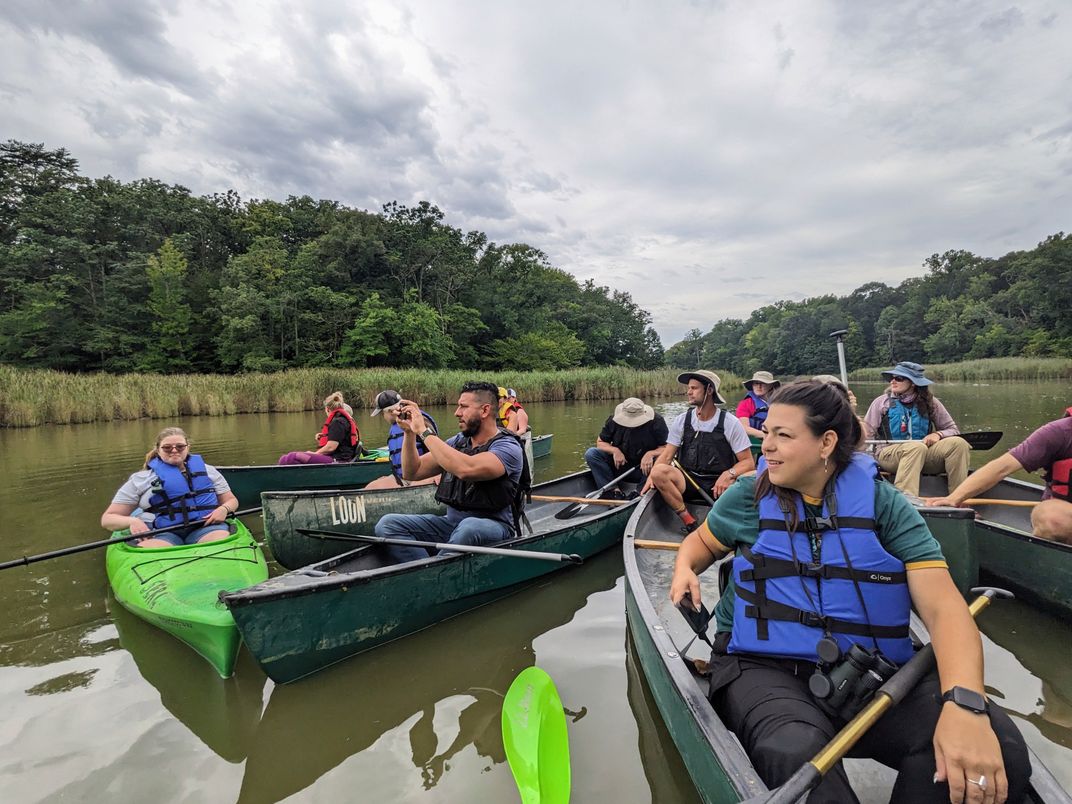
[670,380,1030,803]
[277,391,361,465]
[736,370,781,440]
[101,427,239,548]
[362,389,441,491]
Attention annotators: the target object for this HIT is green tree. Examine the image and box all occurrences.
[142,238,193,372]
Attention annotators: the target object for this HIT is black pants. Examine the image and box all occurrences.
[708,651,1031,803]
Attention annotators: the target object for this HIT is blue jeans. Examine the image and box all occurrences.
[584,447,645,489]
[374,513,512,564]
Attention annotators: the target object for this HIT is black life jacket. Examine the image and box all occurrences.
[678,409,737,479]
[434,428,531,536]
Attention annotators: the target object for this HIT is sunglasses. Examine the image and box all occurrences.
[160,444,188,453]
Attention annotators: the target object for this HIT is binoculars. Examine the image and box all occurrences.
[809,642,897,720]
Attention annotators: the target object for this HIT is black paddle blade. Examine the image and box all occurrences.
[961,431,1003,450]
[554,501,588,520]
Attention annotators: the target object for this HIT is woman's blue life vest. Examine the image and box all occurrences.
[727,452,914,666]
[880,397,932,441]
[387,411,438,480]
[146,454,220,529]
[745,391,770,430]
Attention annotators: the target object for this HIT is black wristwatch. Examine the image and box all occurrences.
[419,427,437,441]
[940,686,989,715]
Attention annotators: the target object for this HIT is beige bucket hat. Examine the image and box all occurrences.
[676,370,726,405]
[612,397,655,427]
[743,370,781,392]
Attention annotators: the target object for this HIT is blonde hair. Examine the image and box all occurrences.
[323,391,346,411]
[144,426,190,469]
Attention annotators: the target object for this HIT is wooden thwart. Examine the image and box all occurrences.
[962,498,1037,508]
[531,494,629,506]
[635,539,682,551]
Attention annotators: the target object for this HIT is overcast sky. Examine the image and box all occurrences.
[3,1,1069,345]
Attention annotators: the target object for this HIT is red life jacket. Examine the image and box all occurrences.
[317,408,360,448]
[1047,407,1072,501]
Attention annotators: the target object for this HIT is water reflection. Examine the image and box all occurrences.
[237,554,620,803]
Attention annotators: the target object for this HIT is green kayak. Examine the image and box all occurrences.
[106,520,269,678]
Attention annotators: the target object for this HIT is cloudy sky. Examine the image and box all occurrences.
[3,1,1069,345]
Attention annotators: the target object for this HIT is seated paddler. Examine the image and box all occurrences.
[362,388,441,490]
[374,381,529,564]
[669,380,1029,803]
[101,427,239,548]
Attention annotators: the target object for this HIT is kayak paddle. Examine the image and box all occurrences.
[0,507,263,571]
[502,666,571,804]
[296,528,582,564]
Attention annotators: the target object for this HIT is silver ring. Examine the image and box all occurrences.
[967,775,988,790]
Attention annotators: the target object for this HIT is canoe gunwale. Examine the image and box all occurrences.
[622,490,765,800]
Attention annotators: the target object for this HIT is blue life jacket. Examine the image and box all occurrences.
[728,452,914,665]
[387,411,438,480]
[882,398,931,441]
[745,391,770,429]
[146,454,219,529]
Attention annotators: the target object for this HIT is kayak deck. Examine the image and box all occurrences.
[106,522,268,678]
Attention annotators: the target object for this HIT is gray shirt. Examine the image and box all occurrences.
[111,464,231,525]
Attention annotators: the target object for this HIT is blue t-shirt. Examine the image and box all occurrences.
[443,432,524,526]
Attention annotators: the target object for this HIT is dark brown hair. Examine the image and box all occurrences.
[754,380,863,525]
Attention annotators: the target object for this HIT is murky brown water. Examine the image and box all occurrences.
[0,383,1069,802]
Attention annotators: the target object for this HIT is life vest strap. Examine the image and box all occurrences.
[736,586,909,640]
[738,545,906,584]
[756,516,875,533]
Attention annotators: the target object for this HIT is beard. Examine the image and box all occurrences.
[459,413,482,438]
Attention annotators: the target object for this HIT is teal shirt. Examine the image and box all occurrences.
[702,476,947,633]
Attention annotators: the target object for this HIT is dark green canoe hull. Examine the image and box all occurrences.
[223,471,638,683]
[262,484,444,569]
[217,458,393,506]
[919,475,1072,618]
[531,433,553,459]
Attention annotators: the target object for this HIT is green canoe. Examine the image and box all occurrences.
[622,491,1068,803]
[106,520,269,678]
[216,449,393,505]
[531,433,553,459]
[918,474,1072,619]
[222,470,639,684]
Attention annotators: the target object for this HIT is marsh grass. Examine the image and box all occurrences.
[848,357,1072,382]
[0,365,741,427]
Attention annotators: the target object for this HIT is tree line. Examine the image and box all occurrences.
[665,234,1072,376]
[0,140,663,374]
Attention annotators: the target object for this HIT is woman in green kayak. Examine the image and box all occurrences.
[670,380,1029,803]
[100,427,239,548]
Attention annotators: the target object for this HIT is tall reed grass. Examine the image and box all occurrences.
[848,357,1072,383]
[0,365,743,427]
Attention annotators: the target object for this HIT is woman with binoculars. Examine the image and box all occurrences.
[670,379,1030,804]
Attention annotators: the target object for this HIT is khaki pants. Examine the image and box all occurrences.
[876,437,970,498]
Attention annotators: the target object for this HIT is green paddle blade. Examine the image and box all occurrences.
[502,666,571,804]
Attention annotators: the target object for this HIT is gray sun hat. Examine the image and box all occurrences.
[676,370,726,405]
[371,389,402,416]
[612,397,655,427]
[743,370,781,392]
[812,374,848,391]
[881,361,934,387]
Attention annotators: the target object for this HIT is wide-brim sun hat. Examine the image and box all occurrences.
[743,370,781,392]
[613,397,655,427]
[676,369,727,405]
[371,389,402,416]
[880,361,934,387]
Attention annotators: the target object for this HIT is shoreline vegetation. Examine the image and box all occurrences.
[848,357,1072,383]
[0,366,732,428]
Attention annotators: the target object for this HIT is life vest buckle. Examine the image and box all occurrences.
[797,611,825,629]
[796,561,824,579]
[803,515,834,532]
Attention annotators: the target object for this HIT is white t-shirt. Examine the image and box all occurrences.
[666,408,751,455]
[111,464,231,525]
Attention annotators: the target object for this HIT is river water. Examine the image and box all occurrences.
[0,381,1069,802]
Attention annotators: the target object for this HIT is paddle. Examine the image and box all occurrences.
[671,459,717,507]
[295,528,582,564]
[531,494,630,506]
[634,539,682,551]
[746,586,1013,803]
[867,431,1003,451]
[554,466,637,520]
[0,507,264,571]
[502,666,571,804]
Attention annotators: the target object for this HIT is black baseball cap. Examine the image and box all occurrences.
[371,390,402,416]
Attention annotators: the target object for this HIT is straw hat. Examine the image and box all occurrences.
[612,397,655,427]
[676,370,726,405]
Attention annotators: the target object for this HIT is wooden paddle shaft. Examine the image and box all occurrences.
[962,498,1037,507]
[531,495,629,506]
